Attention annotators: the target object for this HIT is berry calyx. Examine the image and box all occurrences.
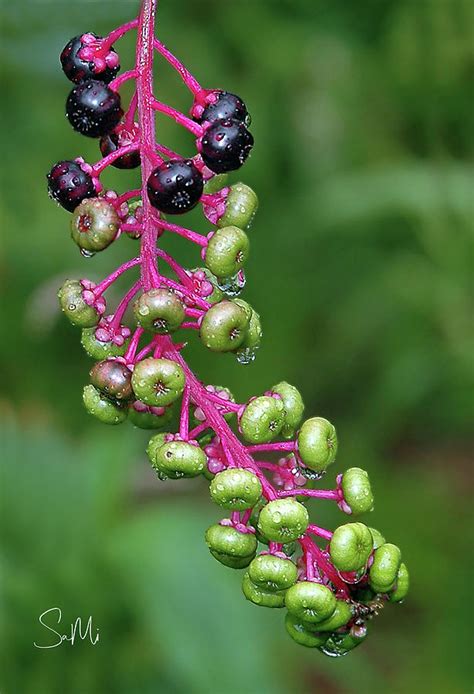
[133,288,185,334]
[257,498,309,543]
[66,79,123,138]
[131,358,185,407]
[329,522,374,572]
[217,183,258,231]
[60,33,120,84]
[200,118,254,173]
[285,582,337,624]
[58,279,100,328]
[151,439,206,479]
[339,467,374,516]
[209,468,262,511]
[248,554,298,592]
[205,226,250,279]
[147,159,203,214]
[99,123,141,169]
[239,395,285,444]
[70,198,120,252]
[47,160,96,212]
[195,90,250,126]
[199,300,250,352]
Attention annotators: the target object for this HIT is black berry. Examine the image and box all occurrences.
[200,118,254,174]
[60,34,120,84]
[99,125,140,169]
[147,159,204,215]
[66,79,123,138]
[197,91,250,126]
[47,160,96,212]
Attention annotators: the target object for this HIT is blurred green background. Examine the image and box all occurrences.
[1,1,472,692]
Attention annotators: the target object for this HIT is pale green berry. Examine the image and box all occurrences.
[81,328,129,360]
[341,467,374,515]
[131,358,185,407]
[369,527,386,549]
[389,562,410,602]
[285,613,328,648]
[297,417,338,472]
[313,599,353,632]
[199,300,249,352]
[248,554,298,592]
[205,524,257,569]
[58,279,98,328]
[369,543,402,594]
[133,288,185,334]
[70,198,119,252]
[241,573,285,608]
[239,396,285,444]
[129,403,174,430]
[218,183,258,230]
[257,498,309,543]
[329,522,373,572]
[146,433,168,466]
[153,440,206,479]
[82,384,127,425]
[205,226,250,279]
[203,173,228,194]
[285,581,337,623]
[209,468,262,511]
[271,382,304,439]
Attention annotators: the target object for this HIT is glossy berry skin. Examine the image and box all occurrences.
[239,396,285,444]
[297,417,338,473]
[128,402,174,430]
[329,522,373,572]
[133,288,185,334]
[200,118,254,174]
[82,384,127,425]
[81,327,130,360]
[199,300,249,352]
[47,160,96,212]
[271,382,304,439]
[99,125,140,169]
[152,440,206,479]
[340,467,374,516]
[257,498,309,543]
[217,183,258,230]
[242,573,285,608]
[285,614,328,648]
[131,357,185,407]
[66,79,123,138]
[197,91,250,126]
[248,554,298,592]
[369,543,402,594]
[89,359,133,402]
[71,198,120,252]
[312,600,353,632]
[147,159,203,214]
[209,468,262,511]
[205,226,250,279]
[389,562,409,602]
[285,582,336,624]
[58,279,98,328]
[205,524,257,569]
[60,34,120,84]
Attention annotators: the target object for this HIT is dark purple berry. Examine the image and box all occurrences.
[60,34,120,84]
[66,79,123,138]
[200,119,254,174]
[47,160,96,212]
[99,124,140,169]
[196,91,250,126]
[89,359,133,402]
[147,159,204,215]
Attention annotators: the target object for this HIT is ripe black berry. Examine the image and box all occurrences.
[60,34,120,84]
[197,91,250,126]
[200,118,254,174]
[99,125,140,169]
[147,159,204,215]
[47,160,96,212]
[66,80,123,138]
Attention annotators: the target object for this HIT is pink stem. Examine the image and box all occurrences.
[121,223,144,234]
[105,19,139,47]
[299,536,348,595]
[109,69,137,92]
[93,257,141,295]
[179,386,190,439]
[278,489,339,500]
[155,218,208,247]
[153,38,202,94]
[231,511,241,525]
[156,276,210,310]
[93,143,140,174]
[124,90,138,130]
[125,327,145,363]
[185,308,203,318]
[307,524,333,541]
[204,391,242,411]
[245,441,296,454]
[151,98,203,136]
[181,322,199,330]
[155,248,195,288]
[241,509,252,525]
[135,341,156,362]
[114,189,141,207]
[156,142,181,159]
[188,421,209,440]
[110,281,141,330]
[305,546,315,581]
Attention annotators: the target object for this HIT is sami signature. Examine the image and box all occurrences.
[34,607,100,648]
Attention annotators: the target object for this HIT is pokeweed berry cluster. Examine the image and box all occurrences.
[47,0,408,657]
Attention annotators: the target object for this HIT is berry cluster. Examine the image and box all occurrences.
[47,0,408,658]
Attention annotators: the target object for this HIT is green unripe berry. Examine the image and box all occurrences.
[313,599,353,632]
[200,300,249,352]
[242,573,285,608]
[271,382,304,439]
[369,543,402,594]
[203,173,228,194]
[297,417,338,473]
[258,498,309,543]
[82,384,127,425]
[323,627,367,655]
[284,613,328,648]
[146,432,168,466]
[131,358,185,407]
[89,359,133,402]
[248,554,298,592]
[369,527,386,549]
[190,268,224,304]
[129,403,174,430]
[389,562,410,602]
[71,198,119,252]
[209,468,262,511]
[341,467,374,515]
[240,396,285,444]
[58,279,98,328]
[153,440,206,479]
[205,226,250,278]
[218,183,258,230]
[133,288,185,334]
[81,328,129,359]
[329,522,373,572]
[285,581,337,623]
[235,302,263,362]
[205,524,257,568]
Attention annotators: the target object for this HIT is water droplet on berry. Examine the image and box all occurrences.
[80,248,95,258]
[273,512,282,523]
[236,347,257,365]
